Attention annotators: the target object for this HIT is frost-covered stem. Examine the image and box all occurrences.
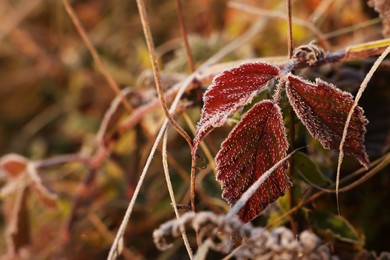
[135,0,193,149]
[272,78,285,103]
[335,44,390,214]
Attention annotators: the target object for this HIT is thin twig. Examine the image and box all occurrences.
[175,0,195,73]
[267,152,390,229]
[228,1,329,49]
[335,44,390,214]
[118,38,390,136]
[34,154,89,169]
[182,112,216,172]
[107,74,197,260]
[323,18,381,40]
[174,0,198,214]
[135,0,193,149]
[162,130,193,259]
[297,152,390,194]
[286,0,293,58]
[285,0,298,235]
[61,0,132,113]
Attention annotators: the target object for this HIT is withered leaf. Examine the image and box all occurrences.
[192,62,279,155]
[286,74,369,167]
[216,100,290,222]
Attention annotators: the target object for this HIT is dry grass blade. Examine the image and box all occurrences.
[286,0,293,58]
[61,0,132,113]
[228,1,328,48]
[135,0,193,149]
[175,0,195,73]
[107,74,196,260]
[268,152,390,229]
[335,44,390,214]
[162,130,193,259]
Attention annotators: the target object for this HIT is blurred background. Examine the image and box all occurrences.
[0,0,389,259]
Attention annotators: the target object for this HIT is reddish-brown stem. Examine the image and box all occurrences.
[61,0,132,113]
[286,0,293,58]
[174,0,198,214]
[190,158,197,212]
[285,0,297,235]
[288,106,297,233]
[135,0,193,150]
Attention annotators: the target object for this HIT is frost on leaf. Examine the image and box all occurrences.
[286,75,369,167]
[216,100,290,222]
[192,62,279,156]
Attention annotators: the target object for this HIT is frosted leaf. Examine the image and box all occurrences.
[286,74,369,167]
[192,62,279,156]
[216,100,291,222]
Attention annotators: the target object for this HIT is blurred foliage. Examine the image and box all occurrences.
[0,0,389,259]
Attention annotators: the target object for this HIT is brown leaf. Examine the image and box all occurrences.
[0,154,28,178]
[216,100,290,222]
[192,62,279,155]
[286,74,369,167]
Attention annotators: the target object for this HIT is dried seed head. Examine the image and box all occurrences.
[292,41,325,66]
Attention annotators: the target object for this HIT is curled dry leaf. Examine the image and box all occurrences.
[0,154,29,179]
[286,74,369,168]
[216,100,290,222]
[0,154,58,207]
[192,62,280,156]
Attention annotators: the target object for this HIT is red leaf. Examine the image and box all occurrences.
[286,75,369,167]
[192,62,280,155]
[216,100,290,222]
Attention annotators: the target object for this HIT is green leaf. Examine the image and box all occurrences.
[293,152,331,186]
[308,210,363,245]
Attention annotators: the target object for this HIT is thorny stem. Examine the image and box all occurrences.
[135,0,193,150]
[61,0,132,113]
[272,78,285,104]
